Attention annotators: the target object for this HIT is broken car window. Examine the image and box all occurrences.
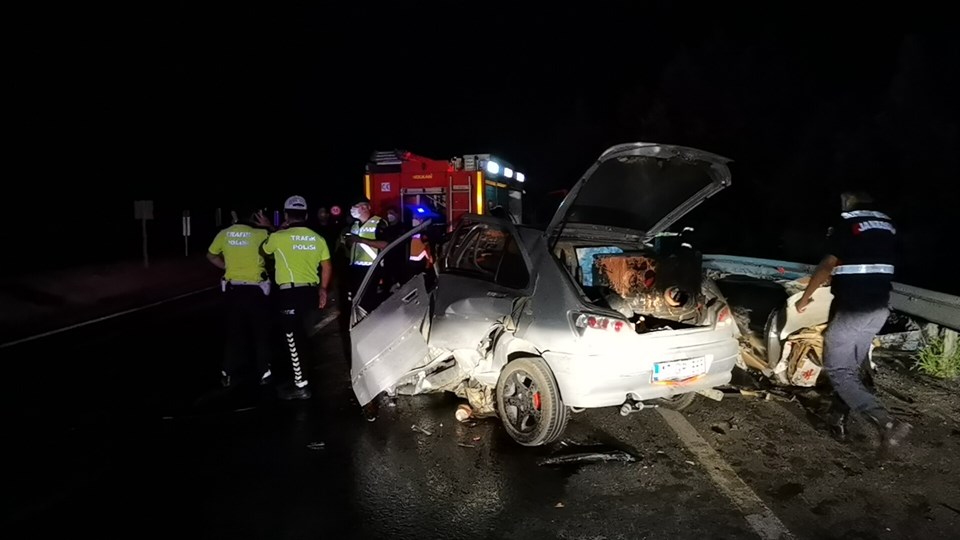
[445,221,529,290]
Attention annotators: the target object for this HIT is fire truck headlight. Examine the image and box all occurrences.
[485,161,500,175]
[516,172,525,182]
[504,167,514,178]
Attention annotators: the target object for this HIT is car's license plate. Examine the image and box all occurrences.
[653,357,706,382]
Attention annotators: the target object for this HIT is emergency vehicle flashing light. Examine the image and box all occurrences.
[482,160,525,182]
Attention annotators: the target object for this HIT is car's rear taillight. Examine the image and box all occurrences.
[574,313,627,333]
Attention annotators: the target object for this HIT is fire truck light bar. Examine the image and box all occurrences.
[372,150,404,165]
[479,158,524,183]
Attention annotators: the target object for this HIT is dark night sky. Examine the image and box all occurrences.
[9,3,959,292]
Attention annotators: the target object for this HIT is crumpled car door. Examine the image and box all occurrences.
[350,221,432,405]
[428,215,535,350]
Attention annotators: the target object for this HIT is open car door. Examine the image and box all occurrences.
[350,221,432,405]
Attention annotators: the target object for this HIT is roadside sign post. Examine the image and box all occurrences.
[215,207,222,228]
[182,210,192,256]
[134,200,154,269]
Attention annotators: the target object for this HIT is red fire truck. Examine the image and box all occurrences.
[364,150,525,230]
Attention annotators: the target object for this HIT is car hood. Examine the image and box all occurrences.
[545,143,732,242]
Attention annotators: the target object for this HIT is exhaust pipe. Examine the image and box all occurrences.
[620,398,658,416]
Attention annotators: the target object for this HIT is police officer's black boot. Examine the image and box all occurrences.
[278,383,312,401]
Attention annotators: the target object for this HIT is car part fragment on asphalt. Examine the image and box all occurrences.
[411,424,432,436]
[537,450,637,466]
[697,388,725,401]
[455,404,473,422]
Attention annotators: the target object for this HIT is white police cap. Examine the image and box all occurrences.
[284,195,307,211]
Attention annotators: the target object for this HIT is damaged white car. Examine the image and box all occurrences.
[350,143,741,446]
[704,255,960,387]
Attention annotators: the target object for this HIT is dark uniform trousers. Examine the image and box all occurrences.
[223,284,271,383]
[277,285,318,388]
[823,306,891,425]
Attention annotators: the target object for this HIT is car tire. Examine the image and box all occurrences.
[653,392,700,412]
[496,357,569,446]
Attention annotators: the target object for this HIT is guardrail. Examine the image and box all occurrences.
[702,254,960,331]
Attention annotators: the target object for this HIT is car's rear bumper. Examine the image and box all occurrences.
[542,336,739,408]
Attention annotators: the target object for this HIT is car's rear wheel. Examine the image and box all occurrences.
[653,392,700,411]
[496,357,568,446]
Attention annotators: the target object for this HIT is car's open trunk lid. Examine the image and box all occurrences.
[545,143,732,244]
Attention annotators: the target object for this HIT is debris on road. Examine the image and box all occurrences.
[554,502,565,508]
[306,442,325,451]
[537,450,636,466]
[472,436,481,442]
[411,424,433,436]
[452,379,497,418]
[455,404,473,422]
[736,388,796,403]
[697,387,725,401]
[457,443,476,449]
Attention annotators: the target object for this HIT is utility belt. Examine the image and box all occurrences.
[221,278,271,296]
[278,282,318,290]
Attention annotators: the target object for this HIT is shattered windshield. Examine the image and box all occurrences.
[565,156,716,232]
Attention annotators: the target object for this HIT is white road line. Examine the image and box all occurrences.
[658,408,795,540]
[309,309,340,336]
[0,286,217,349]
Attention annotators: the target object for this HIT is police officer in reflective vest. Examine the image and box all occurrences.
[796,191,910,448]
[262,196,332,400]
[345,199,387,305]
[207,207,273,388]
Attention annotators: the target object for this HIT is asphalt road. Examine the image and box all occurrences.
[3,291,959,539]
